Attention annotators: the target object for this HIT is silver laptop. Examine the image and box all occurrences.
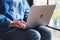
[26,5,56,27]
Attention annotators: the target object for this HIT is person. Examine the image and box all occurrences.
[0,0,51,40]
[0,0,41,40]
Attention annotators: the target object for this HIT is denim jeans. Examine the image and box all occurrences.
[0,26,51,40]
[33,26,52,40]
[0,27,41,40]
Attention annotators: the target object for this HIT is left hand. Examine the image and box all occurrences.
[17,21,26,29]
[10,21,26,29]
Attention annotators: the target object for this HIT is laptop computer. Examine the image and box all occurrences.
[26,5,56,28]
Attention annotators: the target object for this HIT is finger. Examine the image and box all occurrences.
[22,22,25,24]
[18,21,25,24]
[15,24,20,27]
[14,22,26,29]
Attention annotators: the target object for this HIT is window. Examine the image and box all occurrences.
[49,0,60,27]
[33,0,60,40]
[33,0,60,28]
[33,0,47,5]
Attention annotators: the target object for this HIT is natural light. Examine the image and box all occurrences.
[33,0,60,40]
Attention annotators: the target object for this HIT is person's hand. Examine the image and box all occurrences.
[17,21,26,29]
[10,21,26,29]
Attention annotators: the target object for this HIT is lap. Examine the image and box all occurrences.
[6,28,40,40]
[34,26,52,40]
[34,26,51,33]
[7,29,27,40]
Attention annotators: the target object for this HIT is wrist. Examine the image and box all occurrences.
[10,21,14,26]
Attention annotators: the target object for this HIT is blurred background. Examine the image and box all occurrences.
[27,0,60,40]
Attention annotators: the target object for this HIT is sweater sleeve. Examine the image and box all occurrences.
[23,0,30,22]
[0,14,10,27]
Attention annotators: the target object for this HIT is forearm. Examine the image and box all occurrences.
[23,0,30,22]
[0,14,10,27]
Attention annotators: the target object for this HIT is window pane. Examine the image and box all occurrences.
[49,0,60,27]
[33,0,60,40]
[33,0,47,5]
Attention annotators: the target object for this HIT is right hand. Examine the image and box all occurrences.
[10,21,19,27]
[10,21,26,29]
